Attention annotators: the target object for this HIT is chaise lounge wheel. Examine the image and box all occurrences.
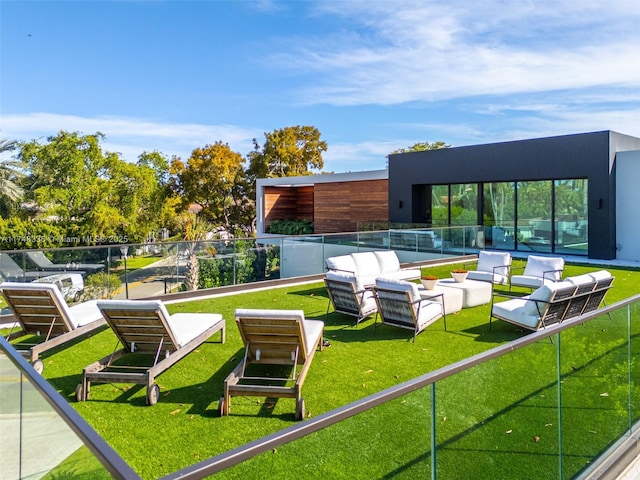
[75,383,85,402]
[31,359,44,374]
[295,398,306,421]
[218,396,227,417]
[146,384,160,406]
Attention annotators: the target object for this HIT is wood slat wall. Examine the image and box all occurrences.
[314,180,388,233]
[264,186,314,229]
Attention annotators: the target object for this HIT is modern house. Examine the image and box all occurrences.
[256,130,640,262]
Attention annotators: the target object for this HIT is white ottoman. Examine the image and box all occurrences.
[419,285,463,315]
[438,278,493,308]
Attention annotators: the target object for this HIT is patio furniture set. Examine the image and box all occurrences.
[0,249,613,419]
[324,250,613,341]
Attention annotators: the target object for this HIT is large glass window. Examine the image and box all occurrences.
[450,183,478,226]
[431,185,449,226]
[517,180,552,253]
[554,179,588,255]
[419,178,588,255]
[483,182,515,250]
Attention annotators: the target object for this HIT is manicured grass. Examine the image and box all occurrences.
[36,260,640,479]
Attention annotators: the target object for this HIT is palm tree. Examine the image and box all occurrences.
[0,139,24,215]
[181,213,214,291]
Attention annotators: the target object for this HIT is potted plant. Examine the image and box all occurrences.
[450,268,468,283]
[421,274,439,290]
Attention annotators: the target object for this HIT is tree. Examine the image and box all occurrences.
[389,141,451,155]
[19,131,171,244]
[0,139,25,217]
[247,125,326,180]
[180,213,214,291]
[19,131,109,239]
[172,141,247,231]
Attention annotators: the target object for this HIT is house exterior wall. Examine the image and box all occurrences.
[255,170,388,235]
[264,186,314,230]
[615,150,640,262]
[314,179,388,233]
[387,131,640,260]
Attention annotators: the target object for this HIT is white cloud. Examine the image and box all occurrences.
[279,1,640,106]
[0,113,261,162]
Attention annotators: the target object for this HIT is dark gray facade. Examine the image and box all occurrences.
[388,131,640,260]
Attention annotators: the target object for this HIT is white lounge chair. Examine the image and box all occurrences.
[510,255,565,290]
[373,278,446,342]
[221,309,324,420]
[324,270,377,324]
[0,282,106,373]
[466,251,512,285]
[76,299,225,406]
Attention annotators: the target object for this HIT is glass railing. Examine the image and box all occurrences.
[1,286,638,478]
[0,226,480,302]
[164,297,640,479]
[0,336,139,479]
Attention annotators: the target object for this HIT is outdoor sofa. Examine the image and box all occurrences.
[325,250,421,287]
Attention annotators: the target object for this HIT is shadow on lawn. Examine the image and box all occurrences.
[381,331,640,478]
[48,344,245,415]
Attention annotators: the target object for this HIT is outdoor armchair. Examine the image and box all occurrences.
[466,250,512,285]
[510,255,565,290]
[324,270,377,324]
[373,277,446,342]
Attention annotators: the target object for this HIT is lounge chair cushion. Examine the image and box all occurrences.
[375,277,421,303]
[325,255,357,274]
[235,308,323,355]
[97,300,223,348]
[1,281,102,330]
[68,300,103,328]
[522,255,564,281]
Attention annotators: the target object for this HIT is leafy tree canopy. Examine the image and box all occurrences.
[173,141,247,230]
[389,141,451,155]
[247,125,327,180]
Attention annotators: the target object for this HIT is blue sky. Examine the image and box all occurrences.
[1,0,639,173]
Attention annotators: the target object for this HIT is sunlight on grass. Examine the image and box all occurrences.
[35,261,640,478]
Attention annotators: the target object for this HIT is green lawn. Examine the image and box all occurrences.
[32,260,640,479]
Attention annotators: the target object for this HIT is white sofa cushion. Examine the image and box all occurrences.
[523,255,564,281]
[326,255,357,274]
[589,270,612,281]
[375,250,400,273]
[566,274,594,286]
[352,252,381,279]
[492,297,541,329]
[521,280,574,316]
